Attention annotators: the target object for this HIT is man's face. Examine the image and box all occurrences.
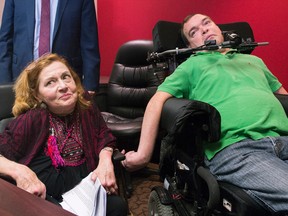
[183,14,224,48]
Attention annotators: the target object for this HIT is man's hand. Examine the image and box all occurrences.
[121,150,149,172]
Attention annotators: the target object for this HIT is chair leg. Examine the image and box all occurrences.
[124,170,133,198]
[116,165,132,215]
[120,166,133,198]
[112,150,130,212]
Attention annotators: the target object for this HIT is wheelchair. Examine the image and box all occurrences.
[147,20,288,216]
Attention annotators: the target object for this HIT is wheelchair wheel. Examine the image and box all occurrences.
[148,190,174,216]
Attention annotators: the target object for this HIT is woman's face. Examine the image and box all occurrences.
[36,61,78,115]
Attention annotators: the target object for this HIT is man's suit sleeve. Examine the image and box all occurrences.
[0,0,14,83]
[80,0,101,91]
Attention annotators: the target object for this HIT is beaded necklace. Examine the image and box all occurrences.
[45,111,85,168]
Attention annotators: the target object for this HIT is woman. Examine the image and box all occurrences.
[0,53,127,215]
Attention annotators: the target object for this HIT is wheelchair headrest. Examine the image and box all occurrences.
[152,20,255,54]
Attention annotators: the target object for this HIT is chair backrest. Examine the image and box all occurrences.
[275,94,288,116]
[107,40,168,119]
[152,20,255,54]
[151,20,256,73]
[0,84,15,133]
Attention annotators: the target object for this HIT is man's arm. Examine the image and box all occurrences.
[275,86,288,95]
[123,91,173,171]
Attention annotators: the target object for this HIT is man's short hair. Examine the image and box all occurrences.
[181,14,196,47]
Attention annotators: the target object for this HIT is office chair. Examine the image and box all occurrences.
[101,40,167,145]
[147,20,287,216]
[101,40,168,197]
[0,84,15,133]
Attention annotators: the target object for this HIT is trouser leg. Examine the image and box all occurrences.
[204,136,288,212]
[106,195,128,216]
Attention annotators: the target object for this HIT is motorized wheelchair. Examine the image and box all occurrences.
[147,20,288,216]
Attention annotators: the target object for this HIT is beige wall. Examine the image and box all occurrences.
[0,0,4,26]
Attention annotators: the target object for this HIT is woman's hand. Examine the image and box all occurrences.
[91,149,118,195]
[1,157,47,199]
[14,164,47,199]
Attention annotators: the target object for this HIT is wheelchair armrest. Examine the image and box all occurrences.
[112,149,125,162]
[197,166,220,212]
[275,93,288,116]
[161,98,221,142]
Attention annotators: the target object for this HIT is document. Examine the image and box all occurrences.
[60,172,107,216]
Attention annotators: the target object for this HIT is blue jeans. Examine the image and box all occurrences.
[204,136,288,212]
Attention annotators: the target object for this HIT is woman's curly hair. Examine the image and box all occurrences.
[12,53,91,117]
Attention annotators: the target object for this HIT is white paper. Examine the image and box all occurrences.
[60,173,107,216]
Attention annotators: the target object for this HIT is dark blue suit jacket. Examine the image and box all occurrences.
[0,0,100,91]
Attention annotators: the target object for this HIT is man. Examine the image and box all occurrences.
[123,14,288,212]
[0,0,100,92]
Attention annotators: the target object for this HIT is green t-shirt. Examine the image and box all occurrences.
[158,51,288,160]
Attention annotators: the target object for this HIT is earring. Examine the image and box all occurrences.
[40,102,47,109]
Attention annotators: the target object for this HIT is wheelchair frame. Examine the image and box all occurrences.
[146,20,287,216]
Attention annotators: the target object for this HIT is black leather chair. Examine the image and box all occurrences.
[101,40,168,197]
[0,84,15,132]
[101,40,167,143]
[147,21,286,216]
